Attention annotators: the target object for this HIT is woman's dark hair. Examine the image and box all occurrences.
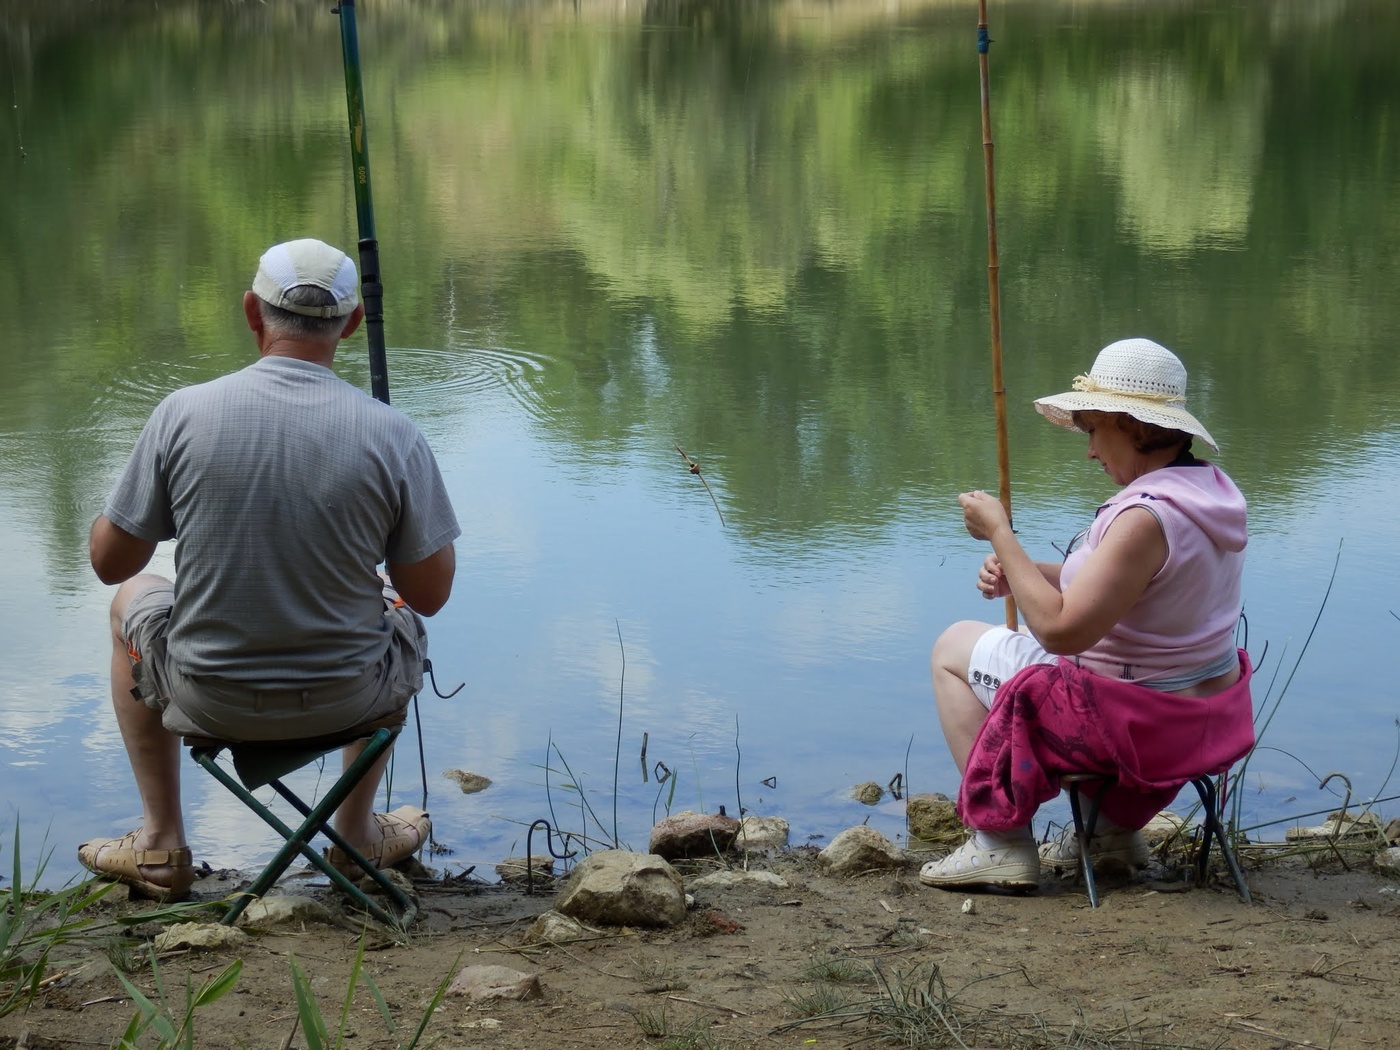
[1071,410,1192,455]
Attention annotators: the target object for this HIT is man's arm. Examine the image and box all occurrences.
[387,542,456,616]
[89,514,158,585]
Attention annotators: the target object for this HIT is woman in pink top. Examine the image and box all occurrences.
[920,337,1251,892]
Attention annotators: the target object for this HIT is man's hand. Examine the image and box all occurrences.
[89,515,157,585]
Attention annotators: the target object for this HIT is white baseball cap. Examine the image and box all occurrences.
[252,238,360,318]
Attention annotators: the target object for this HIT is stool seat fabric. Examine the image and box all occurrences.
[184,710,408,789]
[960,649,1254,833]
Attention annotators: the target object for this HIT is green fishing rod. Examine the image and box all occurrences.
[332,2,467,830]
[334,0,391,405]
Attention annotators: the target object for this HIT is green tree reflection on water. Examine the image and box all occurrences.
[1,0,1398,569]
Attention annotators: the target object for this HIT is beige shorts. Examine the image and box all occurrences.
[122,581,428,741]
[966,626,1057,709]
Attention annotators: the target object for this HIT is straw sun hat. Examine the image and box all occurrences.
[1033,337,1218,452]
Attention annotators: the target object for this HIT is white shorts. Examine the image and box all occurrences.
[967,626,1057,709]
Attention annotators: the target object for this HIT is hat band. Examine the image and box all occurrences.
[272,298,347,319]
[1071,373,1184,405]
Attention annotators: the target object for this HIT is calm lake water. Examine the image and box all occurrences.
[2,0,1398,886]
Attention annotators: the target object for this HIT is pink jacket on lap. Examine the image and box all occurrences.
[958,651,1255,832]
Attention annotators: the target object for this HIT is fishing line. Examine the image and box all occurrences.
[8,27,26,160]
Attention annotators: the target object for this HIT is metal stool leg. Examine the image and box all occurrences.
[190,727,417,929]
[1191,776,1251,904]
[1066,778,1104,908]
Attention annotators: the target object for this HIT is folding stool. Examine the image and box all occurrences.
[185,711,418,929]
[1062,772,1251,908]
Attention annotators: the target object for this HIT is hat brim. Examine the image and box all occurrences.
[1034,391,1218,452]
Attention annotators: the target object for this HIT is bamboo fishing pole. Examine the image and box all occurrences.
[977,0,1016,630]
[334,0,391,406]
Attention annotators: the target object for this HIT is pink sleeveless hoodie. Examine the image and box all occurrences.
[1059,462,1247,683]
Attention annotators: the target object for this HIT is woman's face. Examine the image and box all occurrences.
[1080,412,1140,485]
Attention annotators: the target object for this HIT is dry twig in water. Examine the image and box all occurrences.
[675,444,725,526]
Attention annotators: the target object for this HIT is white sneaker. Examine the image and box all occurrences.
[919,837,1039,891]
[1039,825,1150,873]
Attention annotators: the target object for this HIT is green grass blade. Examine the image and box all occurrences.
[66,881,118,911]
[358,968,397,1033]
[146,969,179,1046]
[113,968,160,1018]
[0,958,45,1019]
[178,972,197,1050]
[289,956,329,1050]
[552,744,614,848]
[116,1009,146,1047]
[8,824,21,920]
[114,963,178,1044]
[0,821,123,1020]
[193,959,243,1007]
[116,899,219,926]
[0,896,16,958]
[403,952,462,1050]
[151,1012,179,1043]
[335,936,367,1049]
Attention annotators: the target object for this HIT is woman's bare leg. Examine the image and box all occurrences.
[931,620,997,774]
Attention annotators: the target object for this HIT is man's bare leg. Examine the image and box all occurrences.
[334,741,393,846]
[97,574,188,884]
[333,587,429,862]
[329,740,429,870]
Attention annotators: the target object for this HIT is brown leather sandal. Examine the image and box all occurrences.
[324,806,430,878]
[77,829,195,902]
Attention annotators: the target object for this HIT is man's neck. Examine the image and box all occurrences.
[259,335,337,369]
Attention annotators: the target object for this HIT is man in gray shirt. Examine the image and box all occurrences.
[79,238,460,901]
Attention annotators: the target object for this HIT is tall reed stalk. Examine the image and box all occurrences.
[1229,541,1342,833]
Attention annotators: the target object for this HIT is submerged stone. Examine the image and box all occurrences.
[443,769,492,794]
[852,781,884,805]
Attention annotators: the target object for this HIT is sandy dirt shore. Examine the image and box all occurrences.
[3,841,1398,1050]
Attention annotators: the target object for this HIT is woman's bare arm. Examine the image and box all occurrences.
[960,491,1165,654]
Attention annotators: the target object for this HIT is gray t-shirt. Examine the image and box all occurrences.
[105,356,460,684]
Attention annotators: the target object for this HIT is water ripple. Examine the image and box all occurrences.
[388,342,552,422]
[103,360,225,410]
